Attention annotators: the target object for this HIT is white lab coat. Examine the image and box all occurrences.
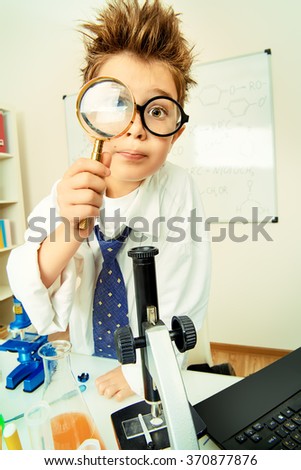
[7,162,211,395]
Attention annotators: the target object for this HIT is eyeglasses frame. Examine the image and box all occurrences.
[136,95,189,137]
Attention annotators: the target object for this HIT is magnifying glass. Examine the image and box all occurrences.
[76,76,136,230]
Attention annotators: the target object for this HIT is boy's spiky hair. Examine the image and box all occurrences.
[81,0,196,104]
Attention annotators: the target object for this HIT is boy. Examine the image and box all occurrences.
[7,0,211,401]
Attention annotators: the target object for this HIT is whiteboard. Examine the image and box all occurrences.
[170,50,277,222]
[63,50,277,222]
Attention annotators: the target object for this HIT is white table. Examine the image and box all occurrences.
[0,349,241,450]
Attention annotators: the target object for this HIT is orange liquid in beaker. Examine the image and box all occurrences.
[51,412,106,450]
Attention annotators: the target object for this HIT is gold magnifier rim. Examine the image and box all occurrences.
[76,76,136,140]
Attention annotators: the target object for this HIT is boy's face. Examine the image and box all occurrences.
[96,53,185,197]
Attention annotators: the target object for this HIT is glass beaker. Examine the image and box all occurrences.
[38,340,106,450]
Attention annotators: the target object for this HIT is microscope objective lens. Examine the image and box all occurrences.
[150,416,164,427]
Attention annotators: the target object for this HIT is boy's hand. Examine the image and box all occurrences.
[57,154,111,238]
[95,366,135,401]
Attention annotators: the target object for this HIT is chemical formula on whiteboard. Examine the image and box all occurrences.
[169,50,277,222]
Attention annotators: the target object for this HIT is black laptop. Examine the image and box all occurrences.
[193,347,301,450]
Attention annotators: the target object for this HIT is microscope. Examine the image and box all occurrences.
[0,297,47,392]
[112,247,206,450]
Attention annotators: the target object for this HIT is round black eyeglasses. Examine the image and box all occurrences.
[135,96,189,137]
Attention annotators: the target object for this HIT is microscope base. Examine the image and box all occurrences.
[6,360,44,392]
[111,400,206,450]
[0,333,47,392]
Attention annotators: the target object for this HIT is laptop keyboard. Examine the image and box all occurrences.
[225,390,301,450]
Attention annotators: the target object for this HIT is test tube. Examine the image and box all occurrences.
[0,414,4,450]
[3,422,23,450]
[78,438,101,450]
[24,401,54,450]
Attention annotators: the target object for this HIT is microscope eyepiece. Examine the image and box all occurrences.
[128,246,159,260]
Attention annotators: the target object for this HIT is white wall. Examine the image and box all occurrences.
[1,0,300,350]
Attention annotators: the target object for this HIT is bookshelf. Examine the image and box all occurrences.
[0,107,26,324]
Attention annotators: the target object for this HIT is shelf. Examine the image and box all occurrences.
[0,245,18,254]
[0,107,26,322]
[0,285,12,302]
[0,200,18,206]
[0,153,13,160]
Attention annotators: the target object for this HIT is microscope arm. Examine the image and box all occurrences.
[144,321,199,450]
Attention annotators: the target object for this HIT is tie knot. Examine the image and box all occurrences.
[95,226,131,263]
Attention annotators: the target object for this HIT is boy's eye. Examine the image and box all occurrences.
[148,105,168,119]
[116,97,127,108]
[115,91,133,110]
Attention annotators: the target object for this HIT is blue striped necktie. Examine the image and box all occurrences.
[92,225,131,358]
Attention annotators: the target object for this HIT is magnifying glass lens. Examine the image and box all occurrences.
[78,79,134,139]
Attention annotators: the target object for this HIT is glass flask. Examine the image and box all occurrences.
[38,340,106,450]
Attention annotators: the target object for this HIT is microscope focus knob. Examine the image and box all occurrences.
[114,326,136,364]
[171,315,197,353]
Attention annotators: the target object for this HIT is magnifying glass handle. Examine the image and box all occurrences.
[79,139,104,231]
